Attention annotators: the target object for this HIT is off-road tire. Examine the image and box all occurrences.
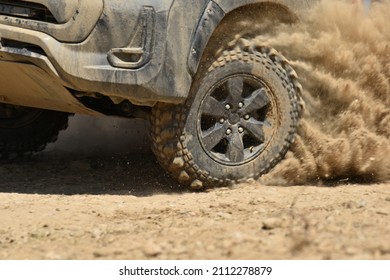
[0,104,70,159]
[151,41,302,190]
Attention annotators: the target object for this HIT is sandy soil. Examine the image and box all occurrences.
[0,117,389,260]
[1,0,389,261]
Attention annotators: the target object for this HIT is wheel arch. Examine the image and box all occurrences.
[188,0,307,76]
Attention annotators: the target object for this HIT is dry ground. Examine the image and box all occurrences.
[0,116,389,260]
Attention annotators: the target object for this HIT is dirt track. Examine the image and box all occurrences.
[1,0,390,261]
[1,117,389,260]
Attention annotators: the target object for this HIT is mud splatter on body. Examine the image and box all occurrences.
[259,0,390,184]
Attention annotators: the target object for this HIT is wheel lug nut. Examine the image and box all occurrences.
[226,128,232,135]
[225,104,231,110]
[244,114,250,120]
[238,127,244,133]
[219,118,225,124]
[238,102,244,108]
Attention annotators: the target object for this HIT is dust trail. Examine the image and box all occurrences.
[260,0,390,185]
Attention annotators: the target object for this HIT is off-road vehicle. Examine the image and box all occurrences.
[0,0,315,189]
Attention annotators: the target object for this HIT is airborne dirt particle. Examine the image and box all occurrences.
[258,0,390,185]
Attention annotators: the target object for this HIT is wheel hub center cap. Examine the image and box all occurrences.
[228,113,240,124]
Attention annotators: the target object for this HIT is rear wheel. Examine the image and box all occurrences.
[151,41,302,190]
[0,103,70,159]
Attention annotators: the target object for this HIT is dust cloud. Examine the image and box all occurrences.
[260,0,390,185]
[46,115,150,156]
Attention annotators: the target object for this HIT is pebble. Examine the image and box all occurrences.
[143,241,162,257]
[93,251,105,258]
[357,200,367,208]
[91,228,105,239]
[262,218,283,230]
[342,200,366,209]
[217,212,232,220]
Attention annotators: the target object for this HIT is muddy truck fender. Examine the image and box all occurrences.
[187,0,316,76]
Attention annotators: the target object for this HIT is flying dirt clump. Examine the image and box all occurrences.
[258,0,390,185]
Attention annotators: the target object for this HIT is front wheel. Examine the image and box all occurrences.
[151,42,301,190]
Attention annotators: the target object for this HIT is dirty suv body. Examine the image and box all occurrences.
[0,0,315,189]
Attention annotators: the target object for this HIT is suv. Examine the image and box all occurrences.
[0,0,314,189]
